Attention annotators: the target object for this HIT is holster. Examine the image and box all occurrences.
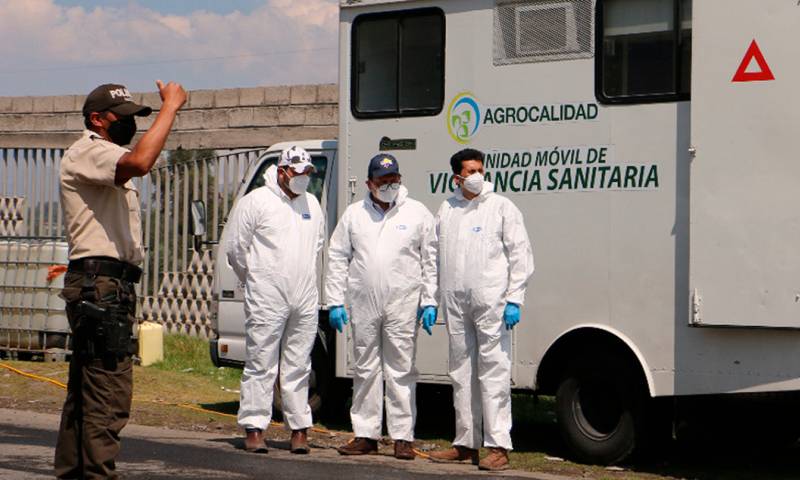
[70,271,137,361]
[75,301,135,359]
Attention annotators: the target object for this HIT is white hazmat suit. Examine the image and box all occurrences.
[226,164,325,431]
[436,181,534,451]
[325,186,437,441]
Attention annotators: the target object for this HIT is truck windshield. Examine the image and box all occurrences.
[244,155,328,202]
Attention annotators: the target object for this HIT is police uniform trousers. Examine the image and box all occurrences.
[54,269,137,480]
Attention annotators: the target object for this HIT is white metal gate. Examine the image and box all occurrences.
[0,146,265,353]
[138,148,264,338]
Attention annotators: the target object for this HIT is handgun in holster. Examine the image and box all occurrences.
[76,300,135,359]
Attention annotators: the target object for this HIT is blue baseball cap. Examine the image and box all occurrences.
[367,154,400,179]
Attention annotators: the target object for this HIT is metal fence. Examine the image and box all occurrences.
[0,146,264,352]
[0,149,65,239]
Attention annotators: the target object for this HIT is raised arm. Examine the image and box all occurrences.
[115,80,187,185]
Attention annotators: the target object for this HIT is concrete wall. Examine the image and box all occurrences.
[0,84,338,150]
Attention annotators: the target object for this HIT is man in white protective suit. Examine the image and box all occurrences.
[428,148,534,471]
[325,154,438,460]
[226,146,325,455]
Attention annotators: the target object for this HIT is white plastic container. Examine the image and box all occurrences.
[137,321,164,366]
[43,241,69,334]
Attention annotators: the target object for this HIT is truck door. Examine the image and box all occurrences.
[690,0,800,328]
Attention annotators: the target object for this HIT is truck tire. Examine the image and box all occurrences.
[555,356,646,465]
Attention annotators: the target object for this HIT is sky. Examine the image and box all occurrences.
[0,0,339,96]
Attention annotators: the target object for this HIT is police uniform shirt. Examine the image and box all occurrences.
[60,130,144,265]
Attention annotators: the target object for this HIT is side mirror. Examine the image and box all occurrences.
[189,200,207,251]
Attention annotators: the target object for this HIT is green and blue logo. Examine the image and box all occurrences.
[447,92,481,144]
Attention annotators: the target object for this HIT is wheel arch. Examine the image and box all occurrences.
[535,325,655,397]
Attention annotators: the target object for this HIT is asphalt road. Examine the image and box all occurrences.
[0,409,571,480]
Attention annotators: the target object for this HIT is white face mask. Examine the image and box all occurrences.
[372,182,400,203]
[288,174,310,195]
[375,186,399,204]
[461,172,484,194]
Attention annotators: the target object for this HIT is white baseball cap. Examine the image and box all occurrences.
[278,146,315,173]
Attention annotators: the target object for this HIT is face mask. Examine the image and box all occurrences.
[288,174,310,195]
[461,172,484,195]
[375,185,399,203]
[106,116,137,146]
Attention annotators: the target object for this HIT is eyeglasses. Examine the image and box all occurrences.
[377,183,401,192]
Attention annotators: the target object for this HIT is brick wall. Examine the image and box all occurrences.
[0,84,338,149]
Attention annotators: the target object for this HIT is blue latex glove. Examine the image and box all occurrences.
[329,306,348,333]
[503,303,521,330]
[420,306,437,335]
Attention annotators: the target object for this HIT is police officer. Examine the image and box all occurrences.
[54,81,186,479]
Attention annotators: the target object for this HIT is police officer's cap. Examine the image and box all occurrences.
[82,84,153,118]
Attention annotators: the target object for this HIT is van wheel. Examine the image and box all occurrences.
[272,326,331,416]
[555,356,645,465]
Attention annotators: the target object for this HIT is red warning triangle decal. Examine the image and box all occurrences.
[732,39,775,82]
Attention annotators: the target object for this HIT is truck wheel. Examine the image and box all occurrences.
[555,357,645,465]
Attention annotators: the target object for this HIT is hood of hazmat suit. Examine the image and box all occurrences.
[225,163,326,432]
[435,181,534,451]
[324,185,437,441]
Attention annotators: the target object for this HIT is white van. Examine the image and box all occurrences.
[210,0,800,464]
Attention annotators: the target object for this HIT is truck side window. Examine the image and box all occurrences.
[597,0,691,103]
[352,8,445,118]
[245,155,328,202]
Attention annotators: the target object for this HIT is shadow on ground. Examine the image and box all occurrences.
[199,382,800,479]
[198,400,239,416]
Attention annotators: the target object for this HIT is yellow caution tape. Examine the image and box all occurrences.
[0,361,68,389]
[413,448,431,459]
[0,361,337,436]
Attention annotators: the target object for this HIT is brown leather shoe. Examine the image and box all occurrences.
[291,429,310,454]
[337,437,378,455]
[478,447,509,471]
[427,445,479,465]
[394,440,415,460]
[244,429,267,453]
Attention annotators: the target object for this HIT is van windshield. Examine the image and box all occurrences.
[245,155,328,202]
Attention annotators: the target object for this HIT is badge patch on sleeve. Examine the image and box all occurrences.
[302,213,311,220]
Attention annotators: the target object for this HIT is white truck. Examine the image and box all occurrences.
[207,0,800,464]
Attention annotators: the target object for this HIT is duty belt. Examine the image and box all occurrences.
[67,257,142,284]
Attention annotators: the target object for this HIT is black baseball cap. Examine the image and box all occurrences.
[367,154,400,179]
[82,83,152,118]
